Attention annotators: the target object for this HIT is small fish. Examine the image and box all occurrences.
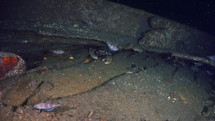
[34,103,60,111]
[107,43,118,52]
[50,49,65,55]
[207,56,215,61]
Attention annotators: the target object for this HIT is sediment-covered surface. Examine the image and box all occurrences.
[0,0,215,121]
[1,0,215,66]
[1,50,215,121]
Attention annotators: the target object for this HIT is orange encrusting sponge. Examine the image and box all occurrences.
[0,56,19,79]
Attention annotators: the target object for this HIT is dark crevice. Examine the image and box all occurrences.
[171,67,179,78]
[21,81,44,106]
[0,29,107,47]
[12,106,18,112]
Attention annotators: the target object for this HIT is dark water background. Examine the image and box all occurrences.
[109,0,215,35]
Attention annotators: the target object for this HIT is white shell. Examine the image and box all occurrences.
[107,43,118,52]
[51,49,65,55]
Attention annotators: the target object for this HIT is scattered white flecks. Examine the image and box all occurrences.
[20,40,30,43]
[50,49,65,55]
[27,80,40,89]
[107,43,119,52]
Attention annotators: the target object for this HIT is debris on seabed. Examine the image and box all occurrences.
[167,92,177,102]
[107,43,118,52]
[50,49,65,55]
[83,58,91,64]
[68,56,75,60]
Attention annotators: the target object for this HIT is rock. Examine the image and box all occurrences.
[2,51,156,106]
[0,0,215,67]
[89,47,113,64]
[0,52,26,80]
[2,76,42,106]
[0,104,13,120]
[3,55,124,105]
